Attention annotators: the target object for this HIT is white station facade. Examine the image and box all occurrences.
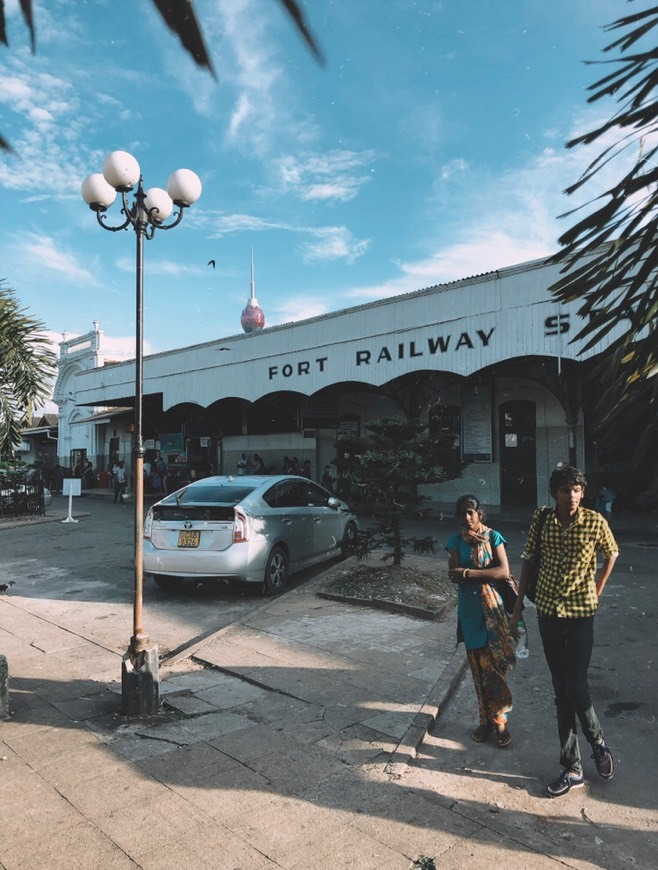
[53,254,626,509]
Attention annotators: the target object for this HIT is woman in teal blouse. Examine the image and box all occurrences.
[446,494,516,747]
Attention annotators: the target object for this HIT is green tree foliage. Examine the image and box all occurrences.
[0,283,56,455]
[335,416,464,566]
[0,0,323,152]
[549,3,658,486]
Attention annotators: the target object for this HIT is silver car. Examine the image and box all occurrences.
[143,475,357,593]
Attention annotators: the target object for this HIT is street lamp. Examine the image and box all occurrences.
[81,150,202,714]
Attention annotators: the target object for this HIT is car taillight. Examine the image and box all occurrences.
[143,508,153,540]
[233,508,250,543]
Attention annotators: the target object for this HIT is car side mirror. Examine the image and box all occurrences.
[327,497,340,510]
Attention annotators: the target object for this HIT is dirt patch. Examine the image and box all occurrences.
[319,554,456,619]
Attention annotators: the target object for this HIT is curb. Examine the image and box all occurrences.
[385,642,466,777]
[316,590,452,622]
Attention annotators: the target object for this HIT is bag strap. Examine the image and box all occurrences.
[535,506,551,549]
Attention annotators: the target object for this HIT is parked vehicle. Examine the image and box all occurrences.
[143,475,357,593]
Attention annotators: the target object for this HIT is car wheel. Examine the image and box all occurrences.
[342,521,357,553]
[264,545,288,595]
[153,574,181,592]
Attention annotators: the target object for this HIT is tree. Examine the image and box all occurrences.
[0,283,57,455]
[0,0,323,152]
[335,416,464,566]
[549,3,658,486]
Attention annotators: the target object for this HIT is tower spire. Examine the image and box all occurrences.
[250,245,255,300]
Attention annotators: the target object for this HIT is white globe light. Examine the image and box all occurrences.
[81,173,117,210]
[144,187,174,222]
[102,150,140,191]
[167,168,202,206]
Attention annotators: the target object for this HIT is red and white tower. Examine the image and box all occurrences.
[240,248,265,334]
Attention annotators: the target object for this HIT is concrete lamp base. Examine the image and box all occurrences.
[121,645,160,715]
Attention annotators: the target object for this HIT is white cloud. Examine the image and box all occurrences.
[204,212,288,236]
[269,296,329,326]
[343,106,645,303]
[0,61,90,196]
[200,210,370,265]
[441,158,468,181]
[204,0,289,155]
[18,234,98,284]
[115,256,205,277]
[301,227,370,264]
[275,150,376,203]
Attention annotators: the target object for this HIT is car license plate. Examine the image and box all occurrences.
[177,530,200,548]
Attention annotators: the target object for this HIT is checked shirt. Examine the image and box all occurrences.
[521,506,619,618]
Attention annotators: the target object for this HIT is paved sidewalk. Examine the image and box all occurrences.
[1,550,466,870]
[1,505,656,868]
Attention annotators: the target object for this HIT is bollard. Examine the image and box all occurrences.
[0,654,9,720]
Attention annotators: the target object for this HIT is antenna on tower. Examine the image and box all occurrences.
[250,245,255,300]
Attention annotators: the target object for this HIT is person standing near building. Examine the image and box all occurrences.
[113,460,127,505]
[512,464,619,798]
[237,453,248,475]
[446,494,516,748]
[156,456,168,494]
[321,464,334,493]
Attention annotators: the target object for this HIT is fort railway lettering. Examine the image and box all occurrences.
[267,328,495,380]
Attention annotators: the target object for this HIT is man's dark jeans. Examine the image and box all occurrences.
[538,613,603,775]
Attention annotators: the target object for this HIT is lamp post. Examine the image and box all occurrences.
[81,151,201,714]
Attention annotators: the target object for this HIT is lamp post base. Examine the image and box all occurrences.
[121,644,160,715]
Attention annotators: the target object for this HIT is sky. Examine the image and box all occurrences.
[0,0,632,375]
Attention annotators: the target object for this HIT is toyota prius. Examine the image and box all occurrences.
[143,474,357,593]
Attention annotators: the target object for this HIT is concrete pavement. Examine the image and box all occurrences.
[1,501,656,868]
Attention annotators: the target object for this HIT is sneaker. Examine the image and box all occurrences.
[591,741,614,779]
[546,769,585,798]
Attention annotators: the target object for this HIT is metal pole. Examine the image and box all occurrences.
[131,186,148,655]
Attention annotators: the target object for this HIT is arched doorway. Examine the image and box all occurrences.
[499,400,537,506]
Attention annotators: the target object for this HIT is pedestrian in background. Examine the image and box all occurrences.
[237,453,248,475]
[321,464,334,493]
[446,494,516,748]
[113,460,127,505]
[156,456,168,494]
[513,464,619,798]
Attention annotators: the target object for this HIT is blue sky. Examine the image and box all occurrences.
[0,0,628,366]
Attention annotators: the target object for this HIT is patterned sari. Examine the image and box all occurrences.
[462,525,516,726]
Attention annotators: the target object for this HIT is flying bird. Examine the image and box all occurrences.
[208,259,216,269]
[0,581,16,594]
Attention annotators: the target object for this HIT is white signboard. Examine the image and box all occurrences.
[62,478,82,496]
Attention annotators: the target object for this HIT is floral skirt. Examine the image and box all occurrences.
[466,645,513,727]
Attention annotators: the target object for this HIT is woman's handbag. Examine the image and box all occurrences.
[494,572,519,615]
[526,508,550,603]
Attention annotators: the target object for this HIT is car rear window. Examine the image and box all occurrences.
[165,484,257,505]
[152,504,234,522]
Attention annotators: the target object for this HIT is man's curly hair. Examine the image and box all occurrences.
[549,463,587,495]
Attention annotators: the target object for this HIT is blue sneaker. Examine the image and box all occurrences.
[546,769,585,798]
[591,741,614,780]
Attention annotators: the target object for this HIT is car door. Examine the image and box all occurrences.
[303,482,343,558]
[267,480,313,567]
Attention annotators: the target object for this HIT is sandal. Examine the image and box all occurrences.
[496,728,511,748]
[471,724,493,743]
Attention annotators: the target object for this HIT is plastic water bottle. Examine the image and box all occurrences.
[515,621,529,659]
